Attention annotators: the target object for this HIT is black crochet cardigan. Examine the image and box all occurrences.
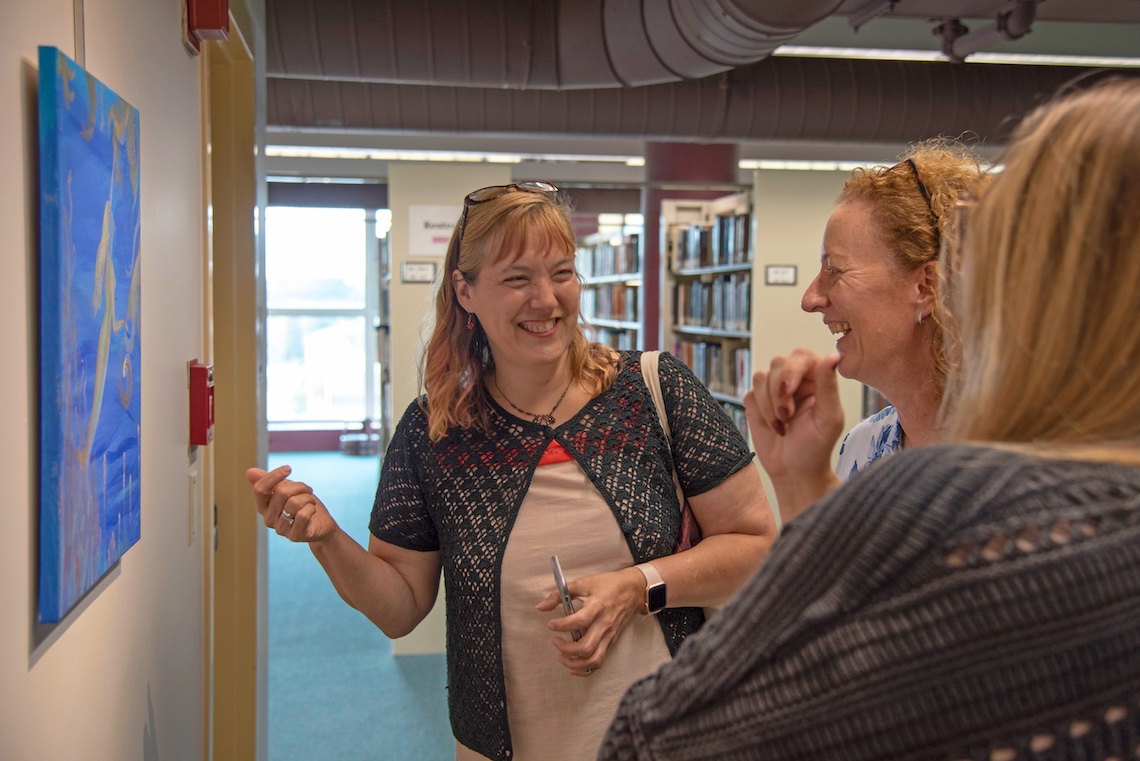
[600,444,1140,761]
[370,350,754,760]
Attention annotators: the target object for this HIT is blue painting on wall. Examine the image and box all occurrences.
[38,46,141,624]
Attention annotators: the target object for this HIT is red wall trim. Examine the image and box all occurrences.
[268,429,343,452]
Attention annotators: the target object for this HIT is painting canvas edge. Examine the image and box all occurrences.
[37,45,65,623]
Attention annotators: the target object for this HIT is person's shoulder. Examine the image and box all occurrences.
[850,405,898,435]
[617,348,639,369]
[391,397,430,439]
[840,405,897,450]
[871,442,998,471]
[858,444,1140,538]
[866,405,898,425]
[400,395,429,422]
[615,349,698,394]
[817,444,1010,530]
[902,443,1140,485]
[861,442,1048,488]
[654,350,695,381]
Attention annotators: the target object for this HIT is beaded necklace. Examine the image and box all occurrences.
[493,376,573,426]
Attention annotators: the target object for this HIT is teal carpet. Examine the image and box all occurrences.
[267,452,452,760]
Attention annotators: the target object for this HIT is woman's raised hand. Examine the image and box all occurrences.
[744,349,845,521]
[246,465,340,544]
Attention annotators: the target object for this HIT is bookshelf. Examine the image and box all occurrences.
[577,224,643,351]
[662,192,754,438]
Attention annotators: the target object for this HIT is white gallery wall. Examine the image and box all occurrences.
[1,1,210,758]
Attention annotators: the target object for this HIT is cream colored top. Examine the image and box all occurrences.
[456,457,672,761]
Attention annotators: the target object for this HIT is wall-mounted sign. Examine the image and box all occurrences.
[765,265,798,286]
[409,205,462,256]
[402,261,437,284]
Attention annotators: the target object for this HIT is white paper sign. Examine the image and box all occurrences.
[765,265,798,286]
[409,205,462,256]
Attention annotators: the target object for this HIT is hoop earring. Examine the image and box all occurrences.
[466,313,475,330]
[917,311,925,326]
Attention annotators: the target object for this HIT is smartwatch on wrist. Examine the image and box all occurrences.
[635,562,667,615]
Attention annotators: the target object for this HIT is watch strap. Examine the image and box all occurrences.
[635,562,667,614]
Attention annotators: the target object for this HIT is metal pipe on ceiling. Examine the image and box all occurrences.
[266,0,846,89]
[267,55,1093,145]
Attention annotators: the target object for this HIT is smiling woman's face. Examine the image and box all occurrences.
[801,201,931,391]
[453,236,580,376]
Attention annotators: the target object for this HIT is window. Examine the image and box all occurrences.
[265,206,385,428]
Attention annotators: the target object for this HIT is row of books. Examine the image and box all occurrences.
[672,213,751,271]
[581,284,639,323]
[671,341,752,400]
[577,234,641,278]
[588,326,638,351]
[673,273,751,332]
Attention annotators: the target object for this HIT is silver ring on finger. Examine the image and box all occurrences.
[584,668,593,675]
[281,509,294,525]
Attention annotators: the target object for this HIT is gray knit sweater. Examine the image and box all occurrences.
[599,444,1140,761]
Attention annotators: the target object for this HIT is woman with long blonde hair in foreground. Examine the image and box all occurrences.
[600,76,1140,761]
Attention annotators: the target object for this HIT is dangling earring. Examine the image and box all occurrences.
[466,313,475,330]
[917,311,925,326]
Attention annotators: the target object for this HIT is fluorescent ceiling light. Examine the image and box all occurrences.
[965,52,1140,67]
[265,145,646,164]
[265,175,376,184]
[774,45,941,62]
[739,159,871,172]
[774,45,1140,68]
[265,146,512,162]
[740,158,1000,173]
[265,147,497,162]
[523,153,642,163]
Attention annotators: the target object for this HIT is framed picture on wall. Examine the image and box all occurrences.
[37,46,142,623]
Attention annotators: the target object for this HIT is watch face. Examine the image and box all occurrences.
[647,582,667,613]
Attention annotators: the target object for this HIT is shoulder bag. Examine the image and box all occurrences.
[640,351,703,553]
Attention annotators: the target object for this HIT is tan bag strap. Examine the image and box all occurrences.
[640,351,686,509]
[642,353,718,618]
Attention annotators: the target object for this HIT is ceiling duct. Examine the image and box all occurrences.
[266,0,846,90]
[267,55,1093,145]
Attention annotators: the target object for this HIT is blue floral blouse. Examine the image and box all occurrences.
[835,405,903,481]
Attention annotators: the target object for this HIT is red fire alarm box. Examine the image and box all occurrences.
[189,361,215,446]
[187,0,230,42]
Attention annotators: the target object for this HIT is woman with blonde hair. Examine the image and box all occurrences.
[943,82,1140,452]
[248,182,776,760]
[600,77,1140,761]
[745,138,989,520]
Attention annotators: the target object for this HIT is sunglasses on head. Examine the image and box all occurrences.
[454,181,560,265]
[891,158,942,251]
[894,158,934,213]
[465,181,558,207]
